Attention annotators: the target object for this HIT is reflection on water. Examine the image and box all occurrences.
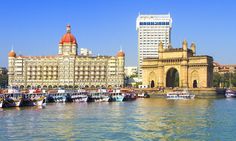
[0,99,236,141]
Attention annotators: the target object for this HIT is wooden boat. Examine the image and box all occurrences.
[88,91,110,102]
[109,89,124,102]
[123,93,137,101]
[70,90,88,102]
[3,93,22,107]
[22,93,46,106]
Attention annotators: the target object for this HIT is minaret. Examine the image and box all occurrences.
[182,40,188,59]
[158,41,164,59]
[191,43,196,55]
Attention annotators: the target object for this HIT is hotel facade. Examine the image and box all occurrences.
[8,25,125,89]
[136,14,172,78]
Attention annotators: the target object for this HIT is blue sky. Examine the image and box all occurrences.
[0,0,235,67]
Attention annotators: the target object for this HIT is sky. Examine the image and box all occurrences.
[0,0,236,67]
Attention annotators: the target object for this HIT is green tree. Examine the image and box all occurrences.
[213,72,221,87]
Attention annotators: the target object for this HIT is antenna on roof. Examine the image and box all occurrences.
[11,44,14,51]
[120,45,123,51]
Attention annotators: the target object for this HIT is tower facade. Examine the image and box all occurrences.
[58,24,77,56]
[136,14,172,78]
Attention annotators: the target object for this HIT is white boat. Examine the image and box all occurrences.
[225,89,236,98]
[71,90,88,102]
[32,96,46,106]
[166,89,195,100]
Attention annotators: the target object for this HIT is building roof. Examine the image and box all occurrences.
[59,24,77,45]
[8,49,16,57]
[116,50,125,57]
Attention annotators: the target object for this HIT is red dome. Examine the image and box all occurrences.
[8,50,16,57]
[60,24,77,44]
[116,50,125,57]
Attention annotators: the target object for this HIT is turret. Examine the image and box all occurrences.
[191,43,196,55]
[182,40,188,51]
[158,41,164,59]
[182,40,188,59]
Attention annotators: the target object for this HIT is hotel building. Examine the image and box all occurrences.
[8,25,125,89]
[136,14,172,78]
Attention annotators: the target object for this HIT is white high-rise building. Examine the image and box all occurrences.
[80,48,92,56]
[136,14,172,78]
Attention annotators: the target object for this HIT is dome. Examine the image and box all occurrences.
[8,50,16,57]
[116,50,125,57]
[60,24,77,44]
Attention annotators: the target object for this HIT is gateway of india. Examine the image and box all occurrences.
[142,41,213,88]
[8,25,125,89]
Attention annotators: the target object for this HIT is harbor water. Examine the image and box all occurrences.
[0,98,236,140]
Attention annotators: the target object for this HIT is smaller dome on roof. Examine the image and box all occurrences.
[8,50,16,57]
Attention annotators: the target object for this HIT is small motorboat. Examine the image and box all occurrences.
[137,92,150,98]
[225,89,236,98]
[166,89,195,100]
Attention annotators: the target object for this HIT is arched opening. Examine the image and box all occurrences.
[37,85,41,88]
[191,70,199,88]
[166,68,179,87]
[193,80,198,88]
[96,85,100,88]
[27,85,31,89]
[74,85,79,88]
[85,85,89,88]
[69,85,73,89]
[20,85,24,89]
[53,85,57,88]
[150,80,155,88]
[48,85,52,89]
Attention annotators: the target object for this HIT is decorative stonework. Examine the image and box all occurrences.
[8,25,125,89]
[142,41,213,88]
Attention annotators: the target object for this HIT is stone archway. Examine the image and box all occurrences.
[193,80,198,88]
[150,80,155,88]
[149,72,156,88]
[191,70,199,88]
[166,68,179,87]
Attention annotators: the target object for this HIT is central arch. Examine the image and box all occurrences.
[166,68,179,87]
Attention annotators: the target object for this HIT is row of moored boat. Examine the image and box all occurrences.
[0,89,139,108]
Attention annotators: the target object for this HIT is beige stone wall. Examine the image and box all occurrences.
[8,55,125,88]
[142,41,213,88]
